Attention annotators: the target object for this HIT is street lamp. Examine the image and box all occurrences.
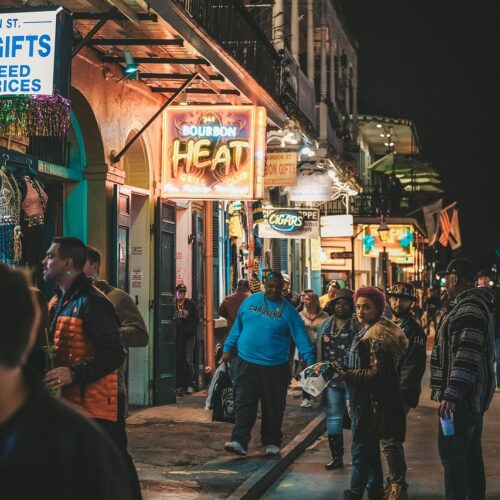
[351,224,369,289]
[377,216,390,291]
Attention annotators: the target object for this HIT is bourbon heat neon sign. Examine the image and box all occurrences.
[162,106,266,200]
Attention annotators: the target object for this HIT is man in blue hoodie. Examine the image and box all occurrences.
[221,271,314,456]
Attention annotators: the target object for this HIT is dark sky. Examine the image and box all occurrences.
[338,0,500,268]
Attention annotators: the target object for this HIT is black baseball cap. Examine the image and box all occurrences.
[438,258,475,282]
[176,284,187,292]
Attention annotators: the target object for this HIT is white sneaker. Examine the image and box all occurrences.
[186,386,195,394]
[300,399,312,408]
[264,445,280,456]
[224,441,247,456]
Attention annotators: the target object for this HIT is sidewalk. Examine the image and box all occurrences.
[127,380,322,499]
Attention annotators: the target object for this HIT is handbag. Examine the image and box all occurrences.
[211,362,235,423]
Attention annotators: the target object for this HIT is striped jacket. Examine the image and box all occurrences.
[430,286,496,413]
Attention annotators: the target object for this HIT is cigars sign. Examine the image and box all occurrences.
[162,106,266,200]
[257,208,320,240]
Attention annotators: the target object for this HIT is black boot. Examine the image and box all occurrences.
[342,490,362,500]
[325,434,344,470]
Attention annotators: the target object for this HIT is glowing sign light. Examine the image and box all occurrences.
[162,106,266,200]
[181,124,238,138]
[268,210,304,232]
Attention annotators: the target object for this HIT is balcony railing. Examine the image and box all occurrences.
[281,48,316,126]
[28,136,71,167]
[178,0,281,100]
[321,185,412,217]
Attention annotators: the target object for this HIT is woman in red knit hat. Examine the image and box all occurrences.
[337,286,409,500]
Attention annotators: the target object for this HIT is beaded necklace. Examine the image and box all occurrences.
[262,294,285,319]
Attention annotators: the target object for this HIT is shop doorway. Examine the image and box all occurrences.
[118,132,152,406]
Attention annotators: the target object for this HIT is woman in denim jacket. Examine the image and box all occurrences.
[316,288,359,470]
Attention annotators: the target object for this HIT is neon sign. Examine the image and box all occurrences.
[258,208,320,239]
[268,210,303,232]
[162,106,266,200]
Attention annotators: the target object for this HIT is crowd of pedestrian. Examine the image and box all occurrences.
[1,237,498,500]
[219,258,498,500]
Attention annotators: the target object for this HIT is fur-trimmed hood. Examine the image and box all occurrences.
[363,317,409,364]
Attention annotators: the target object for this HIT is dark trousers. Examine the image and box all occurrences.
[380,404,411,486]
[350,430,384,495]
[438,408,485,500]
[231,356,290,450]
[176,334,196,389]
[95,394,143,500]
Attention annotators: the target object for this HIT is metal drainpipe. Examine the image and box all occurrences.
[204,200,215,374]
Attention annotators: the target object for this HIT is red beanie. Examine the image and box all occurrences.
[354,286,386,319]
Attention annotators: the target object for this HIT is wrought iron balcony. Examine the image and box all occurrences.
[177,0,281,101]
[321,185,412,217]
[28,136,71,167]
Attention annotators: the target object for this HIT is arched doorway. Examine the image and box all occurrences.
[122,131,152,406]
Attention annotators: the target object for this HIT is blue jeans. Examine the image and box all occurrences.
[438,409,485,500]
[350,421,384,495]
[324,384,347,435]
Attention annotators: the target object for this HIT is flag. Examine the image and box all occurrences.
[449,208,462,250]
[438,202,457,247]
[422,198,443,245]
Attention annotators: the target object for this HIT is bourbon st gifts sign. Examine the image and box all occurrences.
[162,106,267,200]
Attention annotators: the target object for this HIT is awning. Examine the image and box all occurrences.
[358,115,421,156]
[9,0,288,127]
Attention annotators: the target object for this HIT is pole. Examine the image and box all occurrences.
[204,201,214,374]
[291,0,299,60]
[382,246,388,291]
[307,0,314,82]
[351,235,355,289]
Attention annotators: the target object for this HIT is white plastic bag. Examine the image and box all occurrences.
[298,362,338,397]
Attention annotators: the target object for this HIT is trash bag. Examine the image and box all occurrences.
[211,362,235,423]
[298,362,339,398]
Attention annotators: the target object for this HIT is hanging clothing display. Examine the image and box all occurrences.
[227,202,243,239]
[20,175,48,268]
[0,158,48,267]
[0,166,22,265]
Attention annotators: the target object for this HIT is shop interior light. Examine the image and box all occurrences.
[376,123,382,128]
[380,133,385,138]
[123,49,138,76]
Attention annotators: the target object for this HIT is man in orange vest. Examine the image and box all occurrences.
[42,237,139,494]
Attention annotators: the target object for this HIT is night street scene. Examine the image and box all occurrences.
[1,1,499,499]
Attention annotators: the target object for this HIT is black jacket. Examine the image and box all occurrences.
[397,314,427,408]
[0,371,132,500]
[49,273,125,385]
[342,318,408,444]
[175,298,200,338]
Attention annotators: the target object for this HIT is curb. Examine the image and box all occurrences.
[226,413,326,500]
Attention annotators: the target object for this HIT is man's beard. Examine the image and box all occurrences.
[392,307,410,318]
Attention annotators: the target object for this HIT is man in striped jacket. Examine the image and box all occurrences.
[430,258,496,500]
